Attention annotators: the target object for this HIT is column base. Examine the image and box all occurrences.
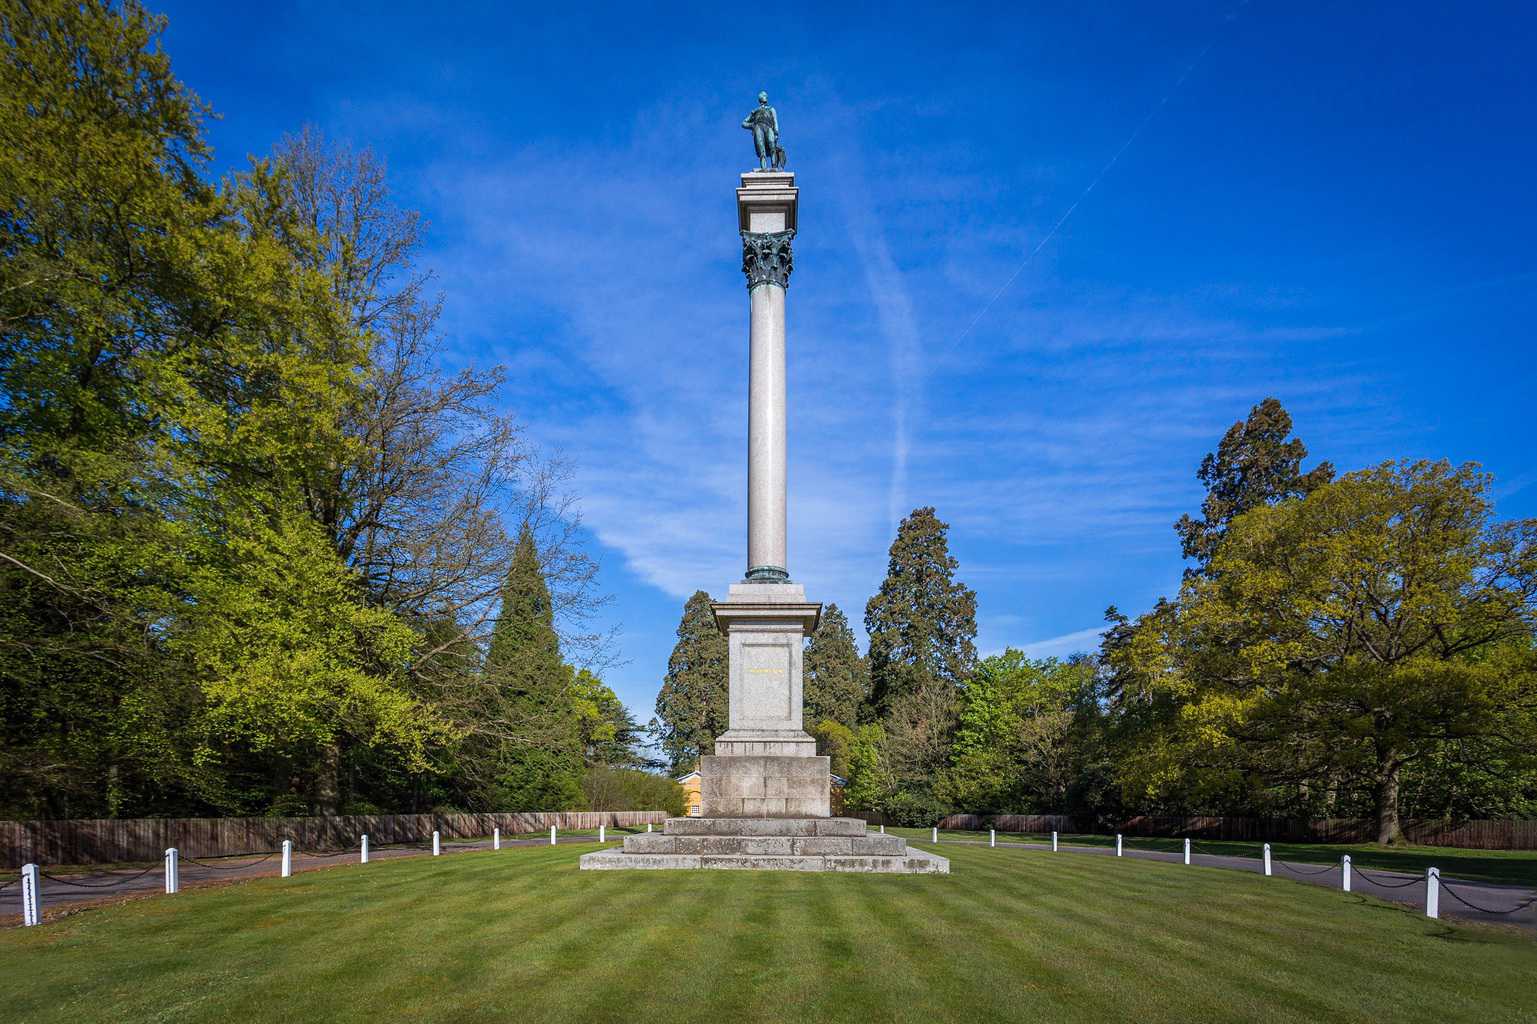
[701,753,829,817]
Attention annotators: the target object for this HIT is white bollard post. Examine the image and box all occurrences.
[1426,867,1440,919]
[281,839,292,878]
[20,863,40,926]
[1116,834,1123,857]
[361,835,369,864]
[932,826,938,844]
[1342,855,1352,892]
[1052,831,1059,852]
[550,825,557,846]
[164,848,179,894]
[599,825,606,844]
[880,824,885,835]
[1184,838,1191,865]
[432,831,441,856]
[1263,843,1272,876]
[493,827,500,851]
[990,828,996,848]
[647,823,653,833]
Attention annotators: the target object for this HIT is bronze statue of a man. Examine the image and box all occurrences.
[742,91,783,171]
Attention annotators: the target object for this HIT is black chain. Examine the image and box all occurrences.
[1352,866,1425,889]
[183,853,277,871]
[1276,859,1337,877]
[0,875,16,891]
[1438,882,1537,916]
[41,863,159,888]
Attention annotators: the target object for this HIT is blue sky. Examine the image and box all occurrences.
[155,2,1537,723]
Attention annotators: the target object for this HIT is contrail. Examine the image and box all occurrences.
[950,5,1246,350]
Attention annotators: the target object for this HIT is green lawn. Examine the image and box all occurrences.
[2,842,1532,1023]
[875,828,1537,887]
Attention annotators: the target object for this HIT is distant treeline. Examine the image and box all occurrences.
[655,399,1537,844]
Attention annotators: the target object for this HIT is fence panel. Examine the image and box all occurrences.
[0,809,669,867]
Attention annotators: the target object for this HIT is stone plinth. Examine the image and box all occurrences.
[579,818,950,874]
[710,582,819,761]
[700,754,829,818]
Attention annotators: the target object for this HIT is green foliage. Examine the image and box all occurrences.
[865,507,977,714]
[0,4,605,820]
[652,590,728,773]
[842,723,894,814]
[937,652,1105,816]
[1110,460,1537,842]
[1174,397,1333,574]
[573,669,647,768]
[484,526,583,810]
[803,603,868,728]
[860,507,976,816]
[813,718,854,777]
[580,764,686,818]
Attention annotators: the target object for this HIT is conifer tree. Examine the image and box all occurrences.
[864,508,978,714]
[803,603,867,729]
[484,525,582,809]
[863,508,977,820]
[652,591,729,773]
[1174,397,1334,574]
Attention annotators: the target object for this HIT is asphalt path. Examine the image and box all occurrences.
[6,830,1532,931]
[927,836,1537,929]
[1,833,620,923]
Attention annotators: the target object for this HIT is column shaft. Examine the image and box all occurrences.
[747,282,787,578]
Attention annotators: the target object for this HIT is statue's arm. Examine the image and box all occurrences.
[769,108,779,134]
[741,115,752,129]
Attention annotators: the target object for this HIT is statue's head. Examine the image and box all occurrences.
[757,91,769,104]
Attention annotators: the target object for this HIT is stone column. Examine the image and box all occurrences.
[700,171,827,818]
[737,171,797,582]
[747,282,787,581]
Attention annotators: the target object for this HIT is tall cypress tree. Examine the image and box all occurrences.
[485,525,582,809]
[803,603,868,729]
[865,507,978,714]
[652,591,729,773]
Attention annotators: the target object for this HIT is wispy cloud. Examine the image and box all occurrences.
[1016,626,1106,661]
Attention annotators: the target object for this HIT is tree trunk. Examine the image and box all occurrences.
[1375,759,1403,845]
[315,743,342,815]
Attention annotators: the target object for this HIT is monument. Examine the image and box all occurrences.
[580,97,946,873]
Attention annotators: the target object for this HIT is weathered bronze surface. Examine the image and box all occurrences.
[741,91,785,171]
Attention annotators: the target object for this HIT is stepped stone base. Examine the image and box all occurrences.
[578,817,949,874]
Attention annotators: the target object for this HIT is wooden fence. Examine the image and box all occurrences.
[0,810,667,868]
[854,813,1537,850]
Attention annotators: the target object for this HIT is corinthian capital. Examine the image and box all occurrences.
[741,230,795,290]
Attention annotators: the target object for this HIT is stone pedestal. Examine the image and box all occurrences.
[579,816,950,873]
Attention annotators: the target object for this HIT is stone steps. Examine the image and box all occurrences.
[577,816,949,874]
[661,816,868,837]
[621,833,908,857]
[579,848,950,874]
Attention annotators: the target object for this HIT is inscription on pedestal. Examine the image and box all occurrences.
[742,643,791,722]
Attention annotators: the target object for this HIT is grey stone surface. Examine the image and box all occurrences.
[700,754,829,818]
[662,816,869,836]
[579,845,949,875]
[711,586,819,753]
[620,833,908,857]
[578,815,948,874]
